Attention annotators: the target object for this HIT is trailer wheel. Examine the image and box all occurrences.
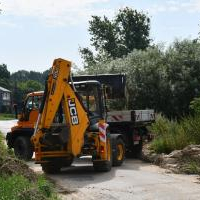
[14,136,33,161]
[131,140,143,158]
[41,162,61,174]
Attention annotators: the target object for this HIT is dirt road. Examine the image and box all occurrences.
[1,120,200,200]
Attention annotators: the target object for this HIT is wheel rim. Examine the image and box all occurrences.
[117,144,123,161]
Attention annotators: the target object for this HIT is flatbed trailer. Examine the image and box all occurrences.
[73,74,155,157]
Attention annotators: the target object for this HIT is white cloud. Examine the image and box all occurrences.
[148,0,200,15]
[0,20,17,28]
[2,0,112,26]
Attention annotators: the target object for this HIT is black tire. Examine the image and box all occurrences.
[131,140,143,158]
[41,162,61,174]
[63,157,73,167]
[93,160,112,172]
[14,136,33,161]
[112,137,125,166]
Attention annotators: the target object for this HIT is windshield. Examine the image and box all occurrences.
[25,95,43,111]
[75,84,101,117]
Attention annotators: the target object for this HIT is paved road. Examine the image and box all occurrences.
[1,120,200,200]
[0,119,17,136]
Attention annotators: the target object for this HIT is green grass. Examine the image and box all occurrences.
[0,113,15,120]
[0,174,59,200]
[0,132,7,157]
[150,114,200,154]
[0,131,59,200]
[181,160,200,175]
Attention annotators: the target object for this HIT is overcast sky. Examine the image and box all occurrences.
[0,0,200,73]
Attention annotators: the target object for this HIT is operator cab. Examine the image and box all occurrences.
[17,91,43,122]
[73,80,105,124]
[16,81,104,126]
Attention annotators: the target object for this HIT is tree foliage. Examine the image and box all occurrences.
[80,7,151,70]
[0,64,10,79]
[0,64,11,89]
[10,70,48,104]
[11,70,48,84]
[190,97,200,116]
[84,39,200,118]
[1,38,200,118]
[165,39,200,117]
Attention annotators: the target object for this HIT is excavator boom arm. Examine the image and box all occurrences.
[32,58,89,157]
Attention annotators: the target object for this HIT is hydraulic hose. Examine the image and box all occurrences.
[33,77,48,135]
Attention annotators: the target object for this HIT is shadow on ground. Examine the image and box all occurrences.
[45,157,146,193]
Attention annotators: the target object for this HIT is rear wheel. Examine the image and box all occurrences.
[14,136,33,161]
[41,162,61,174]
[63,156,74,167]
[93,160,112,172]
[112,137,125,166]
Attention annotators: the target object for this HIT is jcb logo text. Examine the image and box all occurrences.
[68,98,79,125]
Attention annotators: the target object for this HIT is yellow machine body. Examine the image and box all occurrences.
[31,58,111,170]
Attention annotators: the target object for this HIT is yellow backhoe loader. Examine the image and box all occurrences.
[30,58,125,173]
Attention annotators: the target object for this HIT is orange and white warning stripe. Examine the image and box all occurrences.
[111,115,123,122]
[98,122,109,143]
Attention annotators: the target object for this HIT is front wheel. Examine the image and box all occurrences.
[14,136,33,161]
[41,162,61,174]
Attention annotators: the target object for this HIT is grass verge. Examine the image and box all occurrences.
[181,160,200,175]
[0,113,15,120]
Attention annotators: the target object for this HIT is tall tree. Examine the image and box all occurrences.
[80,7,151,70]
[165,39,200,117]
[0,64,10,89]
[0,64,10,79]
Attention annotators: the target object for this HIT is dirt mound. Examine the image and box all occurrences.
[0,155,37,182]
[142,144,200,174]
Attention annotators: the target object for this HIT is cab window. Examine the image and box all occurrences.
[25,96,33,110]
[33,96,42,110]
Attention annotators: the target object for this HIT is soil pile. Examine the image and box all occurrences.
[142,144,200,174]
[0,155,37,181]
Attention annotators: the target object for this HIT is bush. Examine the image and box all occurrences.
[150,114,200,154]
[189,97,200,116]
